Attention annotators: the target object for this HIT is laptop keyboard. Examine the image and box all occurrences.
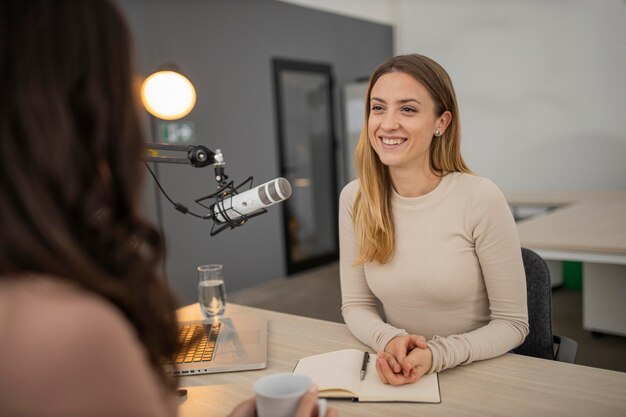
[167,322,221,364]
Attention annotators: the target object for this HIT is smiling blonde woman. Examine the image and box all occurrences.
[339,54,529,385]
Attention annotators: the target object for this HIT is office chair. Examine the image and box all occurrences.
[513,248,578,363]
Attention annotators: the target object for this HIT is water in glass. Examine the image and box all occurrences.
[197,264,226,318]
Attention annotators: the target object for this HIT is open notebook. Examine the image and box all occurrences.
[293,349,440,403]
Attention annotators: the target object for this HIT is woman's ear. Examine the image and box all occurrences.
[436,111,452,135]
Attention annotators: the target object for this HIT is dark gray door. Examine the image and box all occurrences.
[273,59,339,275]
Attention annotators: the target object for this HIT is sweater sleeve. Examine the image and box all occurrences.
[339,182,409,353]
[427,179,529,373]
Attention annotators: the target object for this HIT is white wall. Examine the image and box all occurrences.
[281,0,626,192]
[396,0,626,192]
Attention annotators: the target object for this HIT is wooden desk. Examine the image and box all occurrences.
[176,304,626,417]
[507,191,626,336]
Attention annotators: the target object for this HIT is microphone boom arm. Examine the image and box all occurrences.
[145,143,228,189]
[144,142,262,235]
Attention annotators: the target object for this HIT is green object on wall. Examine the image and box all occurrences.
[563,261,583,289]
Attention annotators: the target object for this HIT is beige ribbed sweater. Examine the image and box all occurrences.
[339,172,529,373]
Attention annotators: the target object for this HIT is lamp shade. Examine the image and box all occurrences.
[140,70,196,120]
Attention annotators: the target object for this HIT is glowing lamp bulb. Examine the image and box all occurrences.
[140,70,196,120]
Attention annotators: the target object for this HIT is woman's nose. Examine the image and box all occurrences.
[380,111,399,131]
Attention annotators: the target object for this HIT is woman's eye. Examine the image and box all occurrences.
[401,106,417,113]
[371,105,384,111]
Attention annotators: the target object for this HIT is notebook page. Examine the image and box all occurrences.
[293,349,363,397]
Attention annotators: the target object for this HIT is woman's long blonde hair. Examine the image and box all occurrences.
[353,54,472,265]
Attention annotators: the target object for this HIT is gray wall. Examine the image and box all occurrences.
[118,0,392,305]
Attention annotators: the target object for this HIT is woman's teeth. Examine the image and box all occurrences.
[381,137,405,145]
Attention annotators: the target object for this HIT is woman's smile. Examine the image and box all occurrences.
[379,135,408,149]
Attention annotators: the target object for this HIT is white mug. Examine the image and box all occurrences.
[254,373,327,417]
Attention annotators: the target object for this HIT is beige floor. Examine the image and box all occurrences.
[230,262,626,373]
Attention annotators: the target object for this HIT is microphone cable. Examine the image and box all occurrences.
[144,162,212,219]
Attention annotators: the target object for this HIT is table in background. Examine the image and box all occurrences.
[507,191,626,336]
[176,304,626,417]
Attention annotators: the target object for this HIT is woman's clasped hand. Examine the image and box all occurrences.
[376,335,433,386]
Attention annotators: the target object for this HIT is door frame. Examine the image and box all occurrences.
[272,58,339,275]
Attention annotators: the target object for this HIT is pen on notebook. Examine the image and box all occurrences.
[360,351,369,380]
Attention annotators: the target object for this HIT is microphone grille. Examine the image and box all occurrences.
[259,177,292,204]
[276,177,292,199]
[267,177,292,201]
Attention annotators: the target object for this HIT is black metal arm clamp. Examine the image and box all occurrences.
[145,143,228,188]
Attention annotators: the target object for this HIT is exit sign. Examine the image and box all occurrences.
[157,121,195,144]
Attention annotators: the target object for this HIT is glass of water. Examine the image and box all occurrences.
[197,264,226,318]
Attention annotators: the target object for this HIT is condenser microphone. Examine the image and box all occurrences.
[212,177,292,223]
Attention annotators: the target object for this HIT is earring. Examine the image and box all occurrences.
[434,130,441,137]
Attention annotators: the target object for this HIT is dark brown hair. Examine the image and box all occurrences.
[0,0,178,387]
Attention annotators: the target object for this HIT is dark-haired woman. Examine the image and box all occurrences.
[0,1,333,416]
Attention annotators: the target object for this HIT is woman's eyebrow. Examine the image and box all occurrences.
[370,97,421,105]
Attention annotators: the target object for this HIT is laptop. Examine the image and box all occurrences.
[162,314,267,376]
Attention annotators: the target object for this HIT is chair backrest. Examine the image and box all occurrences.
[513,248,554,360]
